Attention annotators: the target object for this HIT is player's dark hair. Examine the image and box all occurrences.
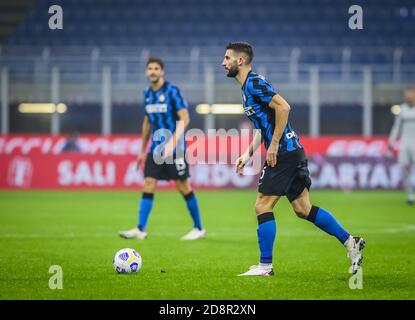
[146,57,164,69]
[226,42,254,64]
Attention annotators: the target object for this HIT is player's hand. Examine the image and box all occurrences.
[235,153,250,174]
[266,143,278,167]
[136,153,146,170]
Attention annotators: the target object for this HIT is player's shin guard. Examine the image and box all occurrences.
[307,206,350,244]
[183,191,203,230]
[257,212,277,264]
[137,193,154,231]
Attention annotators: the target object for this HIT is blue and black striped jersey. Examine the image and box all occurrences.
[144,81,188,153]
[241,71,302,155]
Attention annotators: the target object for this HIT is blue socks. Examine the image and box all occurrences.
[255,207,348,265]
[137,193,154,231]
[257,212,277,264]
[183,191,203,230]
[137,191,203,231]
[307,206,350,244]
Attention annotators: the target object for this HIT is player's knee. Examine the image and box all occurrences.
[175,180,191,195]
[294,209,308,219]
[255,201,271,215]
[143,178,156,193]
[292,203,310,219]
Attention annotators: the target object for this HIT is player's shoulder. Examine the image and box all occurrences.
[246,71,272,88]
[402,105,415,119]
[399,103,411,115]
[251,71,269,82]
[165,82,181,94]
[245,71,276,99]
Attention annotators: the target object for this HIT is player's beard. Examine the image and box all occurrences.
[148,74,160,84]
[226,65,239,78]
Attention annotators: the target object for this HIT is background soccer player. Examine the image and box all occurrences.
[119,57,205,240]
[222,42,365,276]
[388,88,415,205]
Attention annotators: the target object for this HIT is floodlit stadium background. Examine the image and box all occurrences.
[1,0,414,189]
[0,0,414,300]
[2,0,415,134]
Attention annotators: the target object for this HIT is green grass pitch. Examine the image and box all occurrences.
[0,190,414,300]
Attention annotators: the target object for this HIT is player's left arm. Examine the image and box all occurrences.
[164,87,190,158]
[267,94,291,167]
[249,77,289,167]
[164,109,189,158]
[387,110,402,156]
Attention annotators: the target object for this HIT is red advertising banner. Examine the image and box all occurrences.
[0,154,257,189]
[0,135,410,190]
[0,134,392,156]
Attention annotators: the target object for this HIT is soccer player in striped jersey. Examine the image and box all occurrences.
[222,42,364,276]
[119,57,205,241]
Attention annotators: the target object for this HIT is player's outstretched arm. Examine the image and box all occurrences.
[137,115,151,169]
[267,94,291,167]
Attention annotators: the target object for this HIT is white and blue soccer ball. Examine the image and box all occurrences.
[113,248,142,274]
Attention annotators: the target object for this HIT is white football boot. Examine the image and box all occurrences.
[180,228,206,240]
[345,236,365,274]
[119,227,147,240]
[238,264,274,276]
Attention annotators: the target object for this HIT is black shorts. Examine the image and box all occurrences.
[258,148,312,202]
[144,153,190,181]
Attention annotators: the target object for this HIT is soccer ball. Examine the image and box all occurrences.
[113,248,142,274]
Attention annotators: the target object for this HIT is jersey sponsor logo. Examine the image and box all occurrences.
[145,104,168,113]
[243,105,255,116]
[242,95,256,115]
